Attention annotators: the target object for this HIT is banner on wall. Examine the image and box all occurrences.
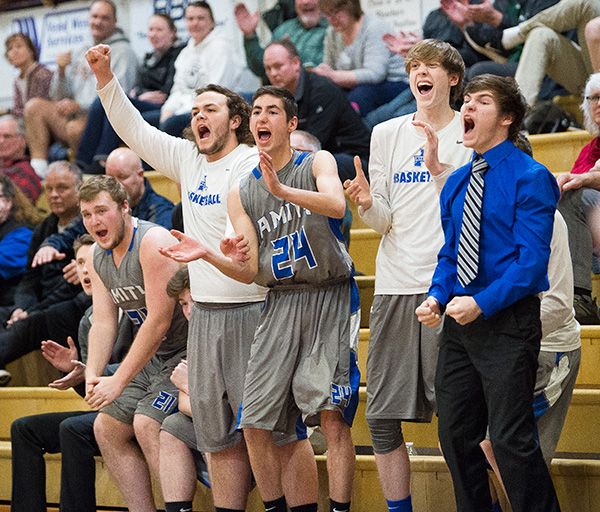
[36,8,90,65]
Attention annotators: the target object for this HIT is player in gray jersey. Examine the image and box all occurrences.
[162,86,360,512]
[86,43,318,512]
[80,175,187,512]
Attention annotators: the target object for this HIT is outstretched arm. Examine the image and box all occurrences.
[160,186,259,284]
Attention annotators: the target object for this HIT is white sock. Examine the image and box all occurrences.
[502,25,524,50]
[30,158,48,179]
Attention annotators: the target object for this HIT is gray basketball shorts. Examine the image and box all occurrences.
[239,279,361,431]
[533,347,581,464]
[161,411,197,450]
[186,301,297,452]
[366,294,440,422]
[101,348,186,425]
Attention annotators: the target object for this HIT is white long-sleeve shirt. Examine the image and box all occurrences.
[161,27,244,116]
[540,212,581,352]
[360,112,472,295]
[98,77,266,303]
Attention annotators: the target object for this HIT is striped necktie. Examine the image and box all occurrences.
[457,155,489,287]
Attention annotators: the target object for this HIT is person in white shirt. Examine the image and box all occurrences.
[344,39,471,512]
[85,42,315,512]
[159,1,245,138]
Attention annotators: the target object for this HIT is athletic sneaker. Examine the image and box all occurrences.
[0,369,12,386]
[574,293,600,325]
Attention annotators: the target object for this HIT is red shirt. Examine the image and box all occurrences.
[0,158,42,202]
[571,137,600,174]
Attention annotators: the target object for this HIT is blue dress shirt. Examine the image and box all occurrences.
[429,139,560,317]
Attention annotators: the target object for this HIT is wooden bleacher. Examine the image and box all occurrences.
[3,130,600,510]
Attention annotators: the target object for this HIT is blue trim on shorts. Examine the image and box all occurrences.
[350,277,360,314]
[343,350,361,426]
[295,417,308,440]
[235,401,243,431]
[532,391,550,419]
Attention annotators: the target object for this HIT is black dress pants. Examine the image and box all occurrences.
[0,298,87,369]
[11,411,99,512]
[435,296,560,512]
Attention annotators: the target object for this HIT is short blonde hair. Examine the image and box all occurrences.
[79,175,127,206]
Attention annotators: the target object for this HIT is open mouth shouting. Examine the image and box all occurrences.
[257,129,272,144]
[417,81,433,96]
[198,125,211,140]
[95,228,109,243]
[463,116,475,137]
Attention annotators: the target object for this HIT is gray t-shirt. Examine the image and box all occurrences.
[93,218,187,357]
[239,151,353,288]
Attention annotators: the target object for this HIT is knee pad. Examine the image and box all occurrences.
[367,417,404,454]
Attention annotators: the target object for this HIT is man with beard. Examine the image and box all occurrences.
[85,44,314,512]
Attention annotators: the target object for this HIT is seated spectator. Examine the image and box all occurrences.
[500,0,600,105]
[313,0,408,115]
[0,162,83,385]
[0,175,42,312]
[24,0,138,178]
[235,0,328,83]
[263,39,370,182]
[586,16,600,73]
[441,0,561,96]
[32,147,174,267]
[4,162,82,322]
[76,13,183,173]
[554,72,600,323]
[290,129,322,152]
[4,33,53,121]
[159,1,245,138]
[11,234,135,512]
[0,115,42,202]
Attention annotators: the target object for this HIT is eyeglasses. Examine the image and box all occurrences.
[585,95,600,104]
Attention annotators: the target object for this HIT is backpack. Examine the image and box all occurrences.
[523,101,575,134]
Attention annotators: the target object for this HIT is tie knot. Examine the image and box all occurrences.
[472,156,488,174]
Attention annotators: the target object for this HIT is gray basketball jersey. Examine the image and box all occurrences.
[93,218,187,357]
[239,151,353,288]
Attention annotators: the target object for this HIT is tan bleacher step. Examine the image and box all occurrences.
[356,275,374,328]
[351,387,600,453]
[577,326,600,388]
[348,228,380,275]
[0,388,88,441]
[1,442,600,512]
[529,130,593,174]
[347,199,369,230]
[357,326,600,390]
[145,170,180,204]
[6,349,61,387]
